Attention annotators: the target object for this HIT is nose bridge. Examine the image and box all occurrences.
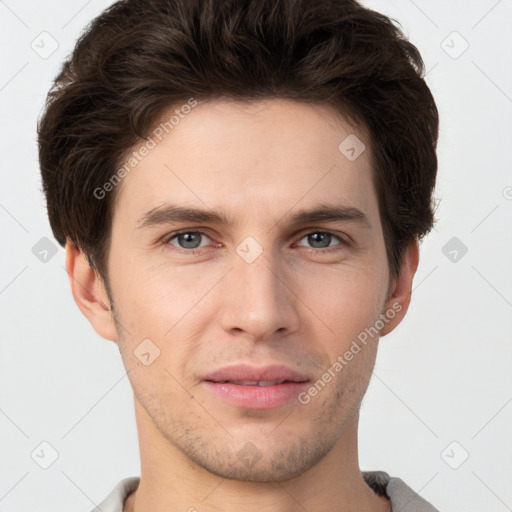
[219,238,299,338]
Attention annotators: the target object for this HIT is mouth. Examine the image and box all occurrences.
[201,364,310,409]
[202,363,310,384]
[208,379,304,386]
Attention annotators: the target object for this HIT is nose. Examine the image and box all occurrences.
[218,247,301,341]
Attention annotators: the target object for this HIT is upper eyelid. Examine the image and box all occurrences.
[164,229,348,247]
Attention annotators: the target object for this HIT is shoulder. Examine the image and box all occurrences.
[362,471,440,511]
[90,477,140,512]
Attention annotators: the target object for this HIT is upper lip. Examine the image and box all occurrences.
[203,364,310,383]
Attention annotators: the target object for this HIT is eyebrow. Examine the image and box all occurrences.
[136,203,372,230]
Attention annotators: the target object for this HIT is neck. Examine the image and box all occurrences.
[124,397,390,512]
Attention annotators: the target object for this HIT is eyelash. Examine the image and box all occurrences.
[161,230,350,255]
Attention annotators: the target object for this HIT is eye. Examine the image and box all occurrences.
[165,231,212,251]
[296,231,346,251]
[162,229,349,255]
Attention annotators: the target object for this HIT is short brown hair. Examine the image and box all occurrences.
[37,0,439,284]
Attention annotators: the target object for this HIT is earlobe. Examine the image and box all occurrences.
[64,241,118,342]
[380,240,419,337]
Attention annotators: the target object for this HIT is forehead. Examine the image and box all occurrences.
[112,98,378,229]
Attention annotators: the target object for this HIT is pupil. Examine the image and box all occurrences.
[180,232,200,248]
[177,232,331,250]
[309,232,330,248]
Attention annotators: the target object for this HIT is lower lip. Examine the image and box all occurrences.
[202,381,310,409]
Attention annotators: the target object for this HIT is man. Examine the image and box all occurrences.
[37,0,440,510]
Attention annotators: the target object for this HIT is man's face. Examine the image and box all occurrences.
[105,98,393,481]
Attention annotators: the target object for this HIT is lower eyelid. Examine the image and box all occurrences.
[166,231,212,248]
[165,230,348,251]
[296,232,347,249]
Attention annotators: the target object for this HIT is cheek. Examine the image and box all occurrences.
[110,264,218,378]
[298,261,388,341]
[110,262,190,334]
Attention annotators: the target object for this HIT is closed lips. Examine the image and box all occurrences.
[203,364,310,384]
[214,380,293,386]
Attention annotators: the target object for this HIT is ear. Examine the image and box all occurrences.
[64,241,117,342]
[380,240,419,337]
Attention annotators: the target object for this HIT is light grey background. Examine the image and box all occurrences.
[1,1,511,511]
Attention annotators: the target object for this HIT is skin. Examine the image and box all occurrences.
[66,98,418,512]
